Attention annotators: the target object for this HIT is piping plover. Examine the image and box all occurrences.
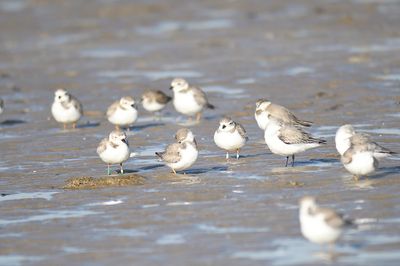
[340,134,395,180]
[51,88,83,129]
[107,96,138,129]
[264,117,326,167]
[335,124,394,159]
[255,99,312,130]
[214,117,248,159]
[97,130,130,175]
[156,128,198,174]
[0,98,3,115]
[169,78,214,122]
[299,196,353,245]
[141,90,171,114]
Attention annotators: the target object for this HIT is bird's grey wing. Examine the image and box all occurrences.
[71,95,83,114]
[155,90,172,104]
[192,87,207,106]
[160,143,181,163]
[270,104,312,126]
[318,207,345,228]
[369,141,395,155]
[236,123,248,140]
[106,100,119,117]
[192,87,214,109]
[96,138,108,155]
[278,126,324,145]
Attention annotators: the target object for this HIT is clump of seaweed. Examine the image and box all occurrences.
[63,174,145,189]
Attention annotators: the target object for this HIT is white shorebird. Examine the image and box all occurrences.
[51,88,83,129]
[97,130,130,175]
[156,128,198,174]
[264,117,326,166]
[214,117,248,159]
[299,196,353,246]
[169,78,214,122]
[340,133,395,180]
[107,96,138,129]
[255,99,312,130]
[141,90,171,115]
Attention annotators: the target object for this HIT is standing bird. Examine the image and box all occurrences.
[255,99,312,130]
[214,117,248,160]
[51,88,83,129]
[107,96,138,130]
[264,117,326,167]
[340,133,395,180]
[97,130,130,175]
[141,90,171,115]
[299,196,353,246]
[169,78,214,122]
[156,128,198,174]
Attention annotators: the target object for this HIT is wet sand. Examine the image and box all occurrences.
[1,0,400,265]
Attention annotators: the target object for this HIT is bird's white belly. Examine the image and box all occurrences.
[167,144,198,171]
[51,102,81,123]
[173,93,202,116]
[143,101,165,112]
[108,108,137,126]
[214,131,246,151]
[301,216,342,244]
[99,144,130,165]
[344,152,376,176]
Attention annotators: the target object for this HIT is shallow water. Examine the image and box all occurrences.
[1,0,400,265]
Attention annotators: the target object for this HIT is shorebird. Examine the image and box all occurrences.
[299,196,353,246]
[51,88,83,129]
[107,96,138,129]
[156,128,198,174]
[169,78,214,122]
[97,130,130,175]
[214,117,248,159]
[141,89,171,115]
[264,117,325,166]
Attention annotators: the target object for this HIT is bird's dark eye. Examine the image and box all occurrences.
[58,96,61,99]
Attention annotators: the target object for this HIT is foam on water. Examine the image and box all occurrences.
[0,210,98,226]
[0,191,58,202]
[156,234,186,245]
[196,224,269,234]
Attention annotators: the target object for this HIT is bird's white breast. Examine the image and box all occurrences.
[51,102,81,123]
[173,91,202,116]
[214,130,246,151]
[108,107,138,126]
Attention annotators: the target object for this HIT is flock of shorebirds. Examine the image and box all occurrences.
[1,77,397,248]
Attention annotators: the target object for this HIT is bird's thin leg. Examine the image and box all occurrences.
[72,122,76,129]
[285,156,289,167]
[236,149,240,160]
[226,152,230,160]
[120,163,124,174]
[63,123,67,130]
[115,125,120,130]
[195,112,201,122]
[353,175,359,181]
[291,154,295,167]
[107,164,110,175]
[172,168,177,174]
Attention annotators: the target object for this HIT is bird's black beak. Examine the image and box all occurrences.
[121,138,127,144]
[131,104,135,108]
[169,86,173,90]
[222,125,226,129]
